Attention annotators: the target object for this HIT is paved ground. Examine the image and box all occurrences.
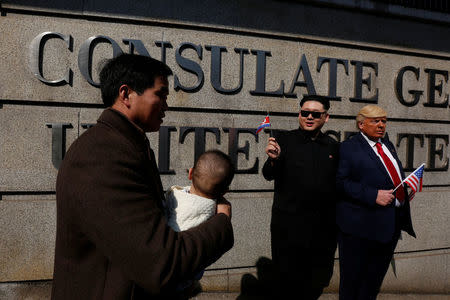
[193,292,450,299]
[1,282,448,299]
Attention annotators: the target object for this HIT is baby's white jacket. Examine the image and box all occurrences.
[164,185,216,231]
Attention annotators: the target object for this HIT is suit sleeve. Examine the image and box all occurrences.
[262,132,284,181]
[336,140,378,207]
[66,132,233,295]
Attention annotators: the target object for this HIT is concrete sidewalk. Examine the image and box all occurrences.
[193,292,449,299]
[1,282,448,299]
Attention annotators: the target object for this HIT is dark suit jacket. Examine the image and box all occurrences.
[51,108,233,300]
[336,132,415,243]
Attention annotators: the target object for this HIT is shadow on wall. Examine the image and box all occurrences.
[237,256,278,300]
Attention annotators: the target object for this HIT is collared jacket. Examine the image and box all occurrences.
[51,108,233,300]
[262,128,340,247]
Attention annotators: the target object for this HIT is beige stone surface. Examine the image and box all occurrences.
[397,188,450,251]
[0,198,56,281]
[219,194,272,268]
[0,105,79,192]
[382,249,450,294]
[0,281,52,300]
[200,269,229,292]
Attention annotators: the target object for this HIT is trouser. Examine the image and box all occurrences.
[337,229,400,300]
[271,218,336,300]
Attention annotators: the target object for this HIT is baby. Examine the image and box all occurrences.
[164,149,235,296]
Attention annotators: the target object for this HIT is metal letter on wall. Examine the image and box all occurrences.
[423,69,449,108]
[78,35,123,87]
[179,127,221,163]
[285,54,316,97]
[349,60,379,103]
[122,39,151,56]
[317,57,349,101]
[205,45,249,94]
[155,41,173,64]
[395,66,423,107]
[223,128,259,174]
[426,134,449,171]
[158,126,177,174]
[29,32,73,86]
[250,49,284,96]
[397,133,425,171]
[46,123,73,169]
[173,43,204,93]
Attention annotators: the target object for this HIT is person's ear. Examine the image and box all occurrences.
[188,168,194,180]
[118,85,132,108]
[358,121,364,130]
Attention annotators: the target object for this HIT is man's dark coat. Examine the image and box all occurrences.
[336,132,415,243]
[51,109,233,299]
[262,129,339,295]
[336,132,415,299]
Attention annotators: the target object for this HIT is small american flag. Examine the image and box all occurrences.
[404,163,425,201]
[256,114,271,134]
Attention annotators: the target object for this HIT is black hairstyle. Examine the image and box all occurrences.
[299,94,331,111]
[99,54,173,107]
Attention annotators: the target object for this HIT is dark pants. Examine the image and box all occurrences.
[337,229,400,300]
[271,214,336,300]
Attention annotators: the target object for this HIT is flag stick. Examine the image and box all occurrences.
[392,163,425,192]
[267,112,273,137]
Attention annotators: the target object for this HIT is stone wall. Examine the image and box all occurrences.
[0,1,449,296]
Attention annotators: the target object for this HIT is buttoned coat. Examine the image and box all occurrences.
[262,129,339,291]
[51,108,233,300]
[263,129,339,234]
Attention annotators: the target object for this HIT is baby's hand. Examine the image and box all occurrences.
[216,197,232,219]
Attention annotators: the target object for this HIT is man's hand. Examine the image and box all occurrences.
[376,189,395,206]
[216,197,232,219]
[265,137,281,160]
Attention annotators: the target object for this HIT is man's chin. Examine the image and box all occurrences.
[150,126,160,132]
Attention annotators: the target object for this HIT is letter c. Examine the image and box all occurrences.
[29,32,73,86]
[78,35,123,87]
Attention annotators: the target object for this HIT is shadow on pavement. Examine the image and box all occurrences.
[237,256,278,300]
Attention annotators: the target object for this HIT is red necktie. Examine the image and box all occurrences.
[375,142,405,202]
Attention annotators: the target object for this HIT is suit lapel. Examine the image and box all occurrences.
[356,133,393,184]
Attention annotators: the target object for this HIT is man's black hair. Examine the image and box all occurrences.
[99,54,173,107]
[299,95,330,111]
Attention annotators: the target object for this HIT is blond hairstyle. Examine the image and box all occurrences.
[356,105,387,129]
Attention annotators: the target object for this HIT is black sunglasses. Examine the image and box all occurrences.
[300,110,326,119]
